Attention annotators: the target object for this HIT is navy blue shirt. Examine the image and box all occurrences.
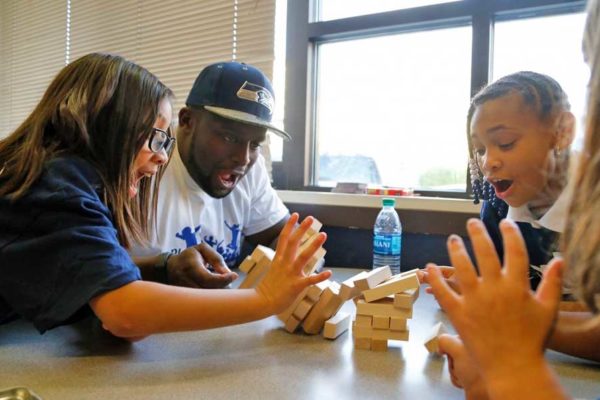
[0,156,141,333]
[480,200,558,289]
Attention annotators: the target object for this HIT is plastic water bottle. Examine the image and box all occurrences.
[373,198,402,274]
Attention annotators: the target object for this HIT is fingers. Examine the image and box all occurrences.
[499,219,530,287]
[304,270,332,286]
[535,258,564,311]
[187,267,237,289]
[293,233,327,273]
[438,334,466,389]
[197,243,232,275]
[275,213,300,255]
[466,219,502,281]
[446,234,478,292]
[426,263,461,314]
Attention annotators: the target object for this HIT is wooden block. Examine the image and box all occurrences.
[303,247,326,276]
[356,298,413,319]
[303,282,343,335]
[250,245,276,264]
[390,317,408,331]
[238,256,256,273]
[238,256,270,289]
[399,268,421,277]
[353,324,409,341]
[323,311,351,340]
[277,285,311,322]
[371,339,388,352]
[354,337,371,350]
[284,315,302,333]
[354,315,372,327]
[372,315,390,330]
[363,273,420,303]
[301,218,323,244]
[292,298,315,320]
[424,322,447,353]
[306,280,331,302]
[354,266,392,292]
[393,288,420,309]
[339,271,370,301]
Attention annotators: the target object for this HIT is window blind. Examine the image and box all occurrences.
[0,0,67,137]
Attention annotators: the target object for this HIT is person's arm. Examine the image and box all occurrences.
[547,311,600,362]
[132,243,238,288]
[90,214,331,338]
[245,214,290,248]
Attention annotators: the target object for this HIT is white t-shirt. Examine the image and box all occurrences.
[133,148,288,267]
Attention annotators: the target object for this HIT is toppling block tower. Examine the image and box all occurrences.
[352,267,420,351]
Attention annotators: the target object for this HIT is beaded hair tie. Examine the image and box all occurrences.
[469,158,508,218]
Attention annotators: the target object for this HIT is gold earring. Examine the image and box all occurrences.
[554,146,561,157]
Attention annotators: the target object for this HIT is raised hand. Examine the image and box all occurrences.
[256,213,331,315]
[427,219,567,399]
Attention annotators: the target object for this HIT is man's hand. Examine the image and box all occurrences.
[167,243,238,289]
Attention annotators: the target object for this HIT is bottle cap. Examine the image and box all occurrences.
[382,198,395,207]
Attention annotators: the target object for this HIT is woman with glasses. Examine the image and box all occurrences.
[0,53,330,339]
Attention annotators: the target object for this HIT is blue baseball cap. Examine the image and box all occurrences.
[186,61,291,140]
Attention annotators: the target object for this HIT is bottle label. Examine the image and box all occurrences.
[373,233,401,256]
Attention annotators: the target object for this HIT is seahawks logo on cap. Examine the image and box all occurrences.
[236,81,274,115]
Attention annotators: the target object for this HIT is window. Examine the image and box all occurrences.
[282,0,586,195]
[315,26,471,190]
[493,11,588,147]
[317,0,462,22]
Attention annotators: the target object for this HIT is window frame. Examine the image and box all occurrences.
[279,0,586,198]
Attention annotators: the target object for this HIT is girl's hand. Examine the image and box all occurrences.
[438,334,489,400]
[417,265,460,294]
[255,213,331,315]
[427,219,564,385]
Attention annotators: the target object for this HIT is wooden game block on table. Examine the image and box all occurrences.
[305,280,331,303]
[390,317,408,331]
[293,298,315,320]
[339,271,370,301]
[238,256,256,273]
[424,322,447,354]
[284,314,302,333]
[303,282,343,335]
[371,339,388,352]
[352,324,410,341]
[356,298,413,319]
[251,245,276,264]
[362,273,420,303]
[372,315,390,330]
[277,285,312,322]
[303,247,326,276]
[354,266,393,292]
[354,337,371,350]
[354,314,372,327]
[393,288,420,309]
[323,311,351,340]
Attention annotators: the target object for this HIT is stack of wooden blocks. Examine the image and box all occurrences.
[352,266,420,351]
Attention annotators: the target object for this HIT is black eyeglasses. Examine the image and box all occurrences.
[149,127,175,153]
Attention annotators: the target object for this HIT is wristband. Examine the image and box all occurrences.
[155,252,173,284]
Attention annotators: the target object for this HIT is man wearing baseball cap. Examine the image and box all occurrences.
[133,62,291,289]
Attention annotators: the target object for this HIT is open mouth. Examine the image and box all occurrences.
[217,170,245,189]
[489,178,513,195]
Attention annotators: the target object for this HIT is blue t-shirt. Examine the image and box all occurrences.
[480,200,557,289]
[0,156,141,333]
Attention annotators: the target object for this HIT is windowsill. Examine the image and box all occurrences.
[277,190,480,214]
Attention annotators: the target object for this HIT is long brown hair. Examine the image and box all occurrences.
[0,53,173,248]
[564,0,600,312]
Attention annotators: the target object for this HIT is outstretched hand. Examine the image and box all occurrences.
[167,242,238,289]
[427,219,564,387]
[256,213,331,315]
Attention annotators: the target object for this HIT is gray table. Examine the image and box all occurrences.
[1,268,599,399]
